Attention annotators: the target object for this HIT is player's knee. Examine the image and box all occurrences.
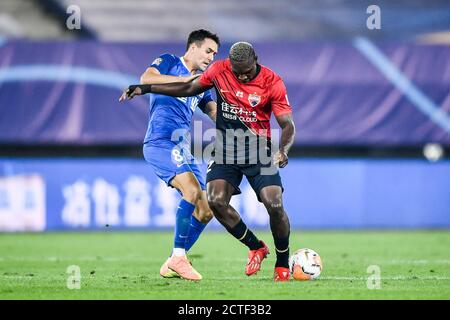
[182,187,202,204]
[263,199,285,217]
[197,209,214,223]
[207,194,227,213]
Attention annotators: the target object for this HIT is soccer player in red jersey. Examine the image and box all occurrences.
[122,42,296,282]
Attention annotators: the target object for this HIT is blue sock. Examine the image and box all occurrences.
[185,215,207,252]
[174,199,195,249]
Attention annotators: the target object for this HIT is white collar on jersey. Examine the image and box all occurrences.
[180,56,192,74]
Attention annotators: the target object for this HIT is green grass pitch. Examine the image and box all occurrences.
[1,230,449,299]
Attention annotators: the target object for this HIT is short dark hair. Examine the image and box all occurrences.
[186,29,220,51]
[229,42,256,62]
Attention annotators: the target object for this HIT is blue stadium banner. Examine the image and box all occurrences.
[1,158,449,231]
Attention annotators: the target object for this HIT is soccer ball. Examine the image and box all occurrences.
[289,248,323,280]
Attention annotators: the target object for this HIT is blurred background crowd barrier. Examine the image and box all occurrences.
[0,0,449,231]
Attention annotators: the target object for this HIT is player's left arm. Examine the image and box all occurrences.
[274,113,296,168]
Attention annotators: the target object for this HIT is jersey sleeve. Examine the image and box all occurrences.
[199,61,220,87]
[198,89,214,114]
[270,79,292,116]
[150,53,177,75]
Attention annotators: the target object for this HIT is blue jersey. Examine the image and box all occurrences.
[144,53,213,145]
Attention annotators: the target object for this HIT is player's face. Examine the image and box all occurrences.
[193,38,218,71]
[231,59,257,83]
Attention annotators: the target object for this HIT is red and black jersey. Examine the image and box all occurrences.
[199,59,292,138]
[199,59,292,164]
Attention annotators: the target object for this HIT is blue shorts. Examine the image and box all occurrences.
[143,141,206,191]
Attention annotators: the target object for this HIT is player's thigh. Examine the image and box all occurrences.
[171,171,203,202]
[245,165,284,203]
[259,185,284,211]
[188,162,206,191]
[206,179,235,207]
[206,162,243,200]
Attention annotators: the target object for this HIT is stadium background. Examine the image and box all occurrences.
[1,0,449,231]
[0,0,449,300]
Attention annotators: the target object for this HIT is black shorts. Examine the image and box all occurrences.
[206,161,284,202]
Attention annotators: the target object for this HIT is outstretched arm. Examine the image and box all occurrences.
[140,66,199,85]
[273,113,296,168]
[119,77,211,101]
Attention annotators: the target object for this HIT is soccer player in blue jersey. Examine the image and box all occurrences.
[120,29,219,281]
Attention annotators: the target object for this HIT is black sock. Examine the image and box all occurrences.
[273,234,289,268]
[226,219,262,250]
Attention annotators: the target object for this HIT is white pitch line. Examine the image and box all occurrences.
[1,257,450,265]
[320,276,450,281]
[1,274,449,281]
[365,260,450,265]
